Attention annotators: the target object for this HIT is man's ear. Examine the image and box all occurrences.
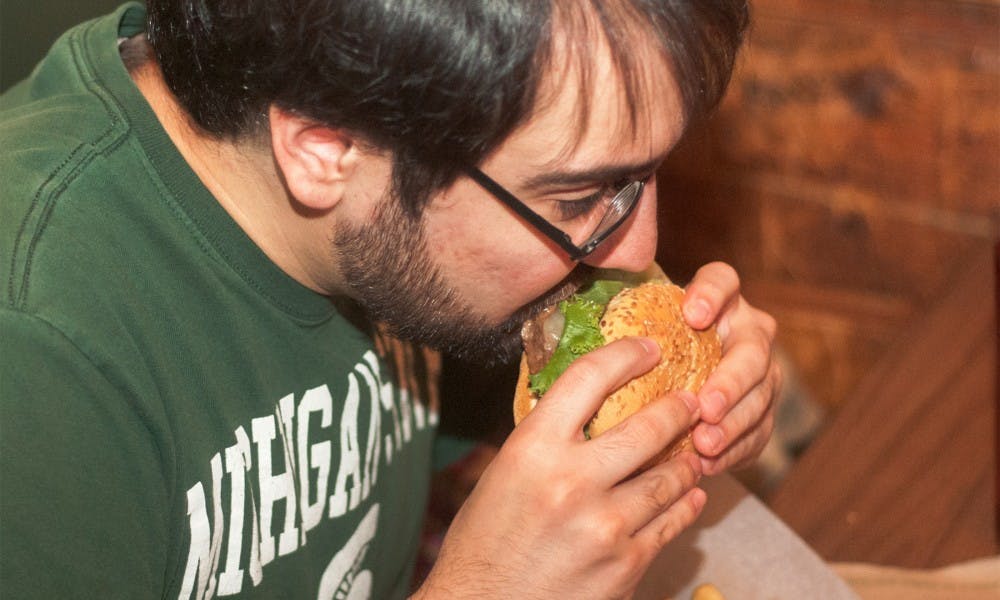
[269,106,362,211]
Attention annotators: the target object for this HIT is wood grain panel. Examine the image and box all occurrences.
[656,0,999,412]
[767,245,997,567]
[715,2,999,215]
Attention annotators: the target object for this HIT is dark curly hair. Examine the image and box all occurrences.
[146,0,748,216]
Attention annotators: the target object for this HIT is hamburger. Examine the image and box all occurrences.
[513,264,721,461]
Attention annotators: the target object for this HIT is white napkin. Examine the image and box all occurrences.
[636,473,859,599]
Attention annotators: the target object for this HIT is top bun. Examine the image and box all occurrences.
[588,281,720,437]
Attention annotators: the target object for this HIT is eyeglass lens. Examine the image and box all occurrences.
[580,180,643,247]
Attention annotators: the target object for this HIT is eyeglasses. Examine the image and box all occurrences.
[464,166,647,261]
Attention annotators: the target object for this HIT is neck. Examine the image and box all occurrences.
[129,57,333,294]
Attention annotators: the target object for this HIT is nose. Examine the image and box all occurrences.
[581,181,658,272]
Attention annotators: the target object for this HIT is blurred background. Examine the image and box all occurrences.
[658,0,998,420]
[1,0,122,90]
[4,0,997,575]
[653,0,999,571]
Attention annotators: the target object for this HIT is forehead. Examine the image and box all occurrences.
[488,7,686,177]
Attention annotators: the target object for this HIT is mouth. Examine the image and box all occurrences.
[509,264,597,325]
[547,265,597,305]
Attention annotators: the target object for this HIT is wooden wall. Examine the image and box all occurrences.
[655,0,1000,410]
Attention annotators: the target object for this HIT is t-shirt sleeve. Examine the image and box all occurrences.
[1,309,170,597]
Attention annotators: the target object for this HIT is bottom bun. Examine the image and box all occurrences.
[513,353,536,425]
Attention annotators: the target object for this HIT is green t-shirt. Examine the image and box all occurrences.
[0,4,438,598]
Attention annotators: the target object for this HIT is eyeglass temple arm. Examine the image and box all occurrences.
[463,167,585,260]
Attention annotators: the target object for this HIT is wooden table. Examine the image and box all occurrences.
[768,242,999,568]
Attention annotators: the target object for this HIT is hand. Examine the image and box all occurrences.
[682,262,781,475]
[414,338,705,599]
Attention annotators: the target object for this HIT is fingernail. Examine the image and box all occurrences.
[638,337,660,356]
[701,391,726,421]
[684,299,710,327]
[698,425,724,452]
[717,315,731,340]
[692,487,707,512]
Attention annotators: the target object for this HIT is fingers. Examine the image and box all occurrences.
[608,451,703,536]
[701,403,776,475]
[587,391,701,484]
[696,380,778,474]
[682,262,740,331]
[694,348,780,466]
[631,485,707,560]
[530,337,661,439]
[683,261,781,471]
[694,302,778,456]
[575,453,705,589]
[697,306,775,424]
[694,374,770,450]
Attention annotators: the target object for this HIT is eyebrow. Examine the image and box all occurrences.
[520,154,668,191]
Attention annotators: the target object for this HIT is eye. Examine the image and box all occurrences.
[553,189,606,221]
[552,177,637,221]
[549,172,652,223]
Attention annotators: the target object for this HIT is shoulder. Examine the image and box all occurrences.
[0,64,158,317]
[0,8,143,263]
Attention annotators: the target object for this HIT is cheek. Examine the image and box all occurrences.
[423,211,494,278]
[424,212,571,318]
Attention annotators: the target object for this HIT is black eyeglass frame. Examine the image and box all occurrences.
[463,166,645,261]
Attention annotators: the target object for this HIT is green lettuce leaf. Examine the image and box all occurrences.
[528,279,625,397]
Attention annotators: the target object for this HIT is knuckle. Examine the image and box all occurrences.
[712,368,739,396]
[648,469,687,507]
[505,430,560,473]
[702,261,740,290]
[657,519,684,546]
[760,411,776,440]
[728,410,775,470]
[649,400,688,439]
[718,261,741,286]
[750,323,775,358]
[760,311,778,339]
[615,411,661,448]
[539,477,579,514]
[617,544,650,580]
[591,511,628,550]
[637,461,699,515]
[503,426,535,454]
[702,281,727,305]
[560,354,603,387]
[700,260,732,278]
[755,381,774,414]
[771,361,785,398]
[731,436,762,471]
[656,499,699,546]
[644,474,675,510]
[700,455,724,476]
[637,410,669,442]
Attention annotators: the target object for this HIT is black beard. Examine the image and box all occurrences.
[333,198,591,365]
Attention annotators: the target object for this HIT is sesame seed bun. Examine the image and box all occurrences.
[513,273,721,462]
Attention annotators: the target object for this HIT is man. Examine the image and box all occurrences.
[0,1,779,598]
